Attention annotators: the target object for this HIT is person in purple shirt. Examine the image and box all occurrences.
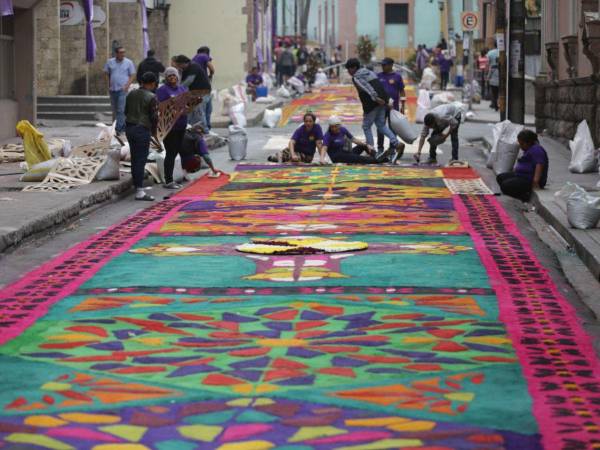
[320,116,380,165]
[180,124,220,178]
[497,130,549,201]
[436,51,454,90]
[156,66,189,189]
[268,113,323,163]
[191,47,215,130]
[377,57,406,157]
[245,67,264,101]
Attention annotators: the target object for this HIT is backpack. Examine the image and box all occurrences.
[279,50,294,67]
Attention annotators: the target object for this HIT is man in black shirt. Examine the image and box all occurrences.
[174,55,212,127]
[345,58,400,163]
[136,50,165,84]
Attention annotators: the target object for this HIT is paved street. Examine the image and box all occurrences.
[1,87,600,449]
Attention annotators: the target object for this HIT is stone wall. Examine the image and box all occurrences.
[89,0,110,95]
[109,2,143,68]
[148,8,169,68]
[535,75,600,147]
[35,0,60,96]
[59,20,86,94]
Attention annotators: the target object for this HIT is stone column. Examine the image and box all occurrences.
[89,0,109,95]
[34,0,60,96]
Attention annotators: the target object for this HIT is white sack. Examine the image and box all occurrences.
[487,120,524,169]
[229,102,247,128]
[20,159,58,182]
[389,110,418,144]
[430,92,456,108]
[277,86,291,98]
[416,89,431,124]
[569,120,597,173]
[263,108,282,129]
[262,72,274,89]
[95,148,121,181]
[493,141,521,175]
[313,71,329,87]
[419,67,436,90]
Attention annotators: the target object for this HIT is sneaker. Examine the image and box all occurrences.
[164,182,182,190]
[376,148,392,162]
[426,157,438,165]
[391,144,405,164]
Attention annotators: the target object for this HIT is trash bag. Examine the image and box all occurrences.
[95,148,121,181]
[15,120,52,169]
[263,108,282,128]
[229,102,247,128]
[389,110,418,144]
[19,159,57,182]
[277,86,291,98]
[569,120,597,173]
[487,120,524,169]
[416,89,431,124]
[228,125,248,161]
[493,141,521,175]
[430,92,455,108]
[556,182,600,229]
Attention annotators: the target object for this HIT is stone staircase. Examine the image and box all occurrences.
[37,96,112,123]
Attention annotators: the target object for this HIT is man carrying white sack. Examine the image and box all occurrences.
[415,103,462,165]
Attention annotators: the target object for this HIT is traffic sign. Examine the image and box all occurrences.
[461,11,479,31]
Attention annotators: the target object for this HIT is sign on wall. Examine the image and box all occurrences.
[461,11,480,32]
[60,1,106,27]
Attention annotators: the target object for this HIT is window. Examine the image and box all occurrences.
[0,15,15,100]
[385,3,409,25]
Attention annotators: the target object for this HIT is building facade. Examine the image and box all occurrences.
[0,0,168,140]
[535,0,600,145]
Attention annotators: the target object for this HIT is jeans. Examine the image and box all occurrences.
[188,94,212,129]
[328,145,377,164]
[363,105,398,148]
[110,90,127,133]
[377,107,401,150]
[204,95,212,130]
[163,128,185,184]
[125,123,151,189]
[497,172,532,201]
[441,72,449,90]
[490,85,499,110]
[429,124,460,161]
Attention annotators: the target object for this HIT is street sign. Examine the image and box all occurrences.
[461,11,480,31]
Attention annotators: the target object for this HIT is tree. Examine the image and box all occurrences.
[357,35,377,65]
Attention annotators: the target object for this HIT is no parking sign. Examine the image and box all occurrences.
[461,11,480,31]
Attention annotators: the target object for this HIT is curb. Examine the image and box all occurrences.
[0,178,132,254]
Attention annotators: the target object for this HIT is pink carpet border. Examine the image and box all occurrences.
[453,194,600,449]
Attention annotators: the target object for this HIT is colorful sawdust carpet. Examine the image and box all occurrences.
[1,165,600,449]
[278,84,417,126]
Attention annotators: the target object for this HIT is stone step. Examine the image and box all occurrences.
[38,103,113,113]
[37,95,111,105]
[36,111,112,121]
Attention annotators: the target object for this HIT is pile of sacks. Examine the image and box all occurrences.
[416,89,470,124]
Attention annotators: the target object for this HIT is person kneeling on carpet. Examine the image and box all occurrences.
[179,124,221,180]
[268,112,324,163]
[415,103,462,165]
[320,116,380,165]
[497,130,548,202]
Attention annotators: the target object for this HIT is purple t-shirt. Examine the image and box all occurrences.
[156,84,189,130]
[246,74,263,86]
[323,127,353,153]
[192,53,211,72]
[291,124,323,155]
[514,144,548,187]
[377,71,405,109]
[437,55,453,73]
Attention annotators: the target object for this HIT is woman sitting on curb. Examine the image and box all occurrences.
[497,129,548,202]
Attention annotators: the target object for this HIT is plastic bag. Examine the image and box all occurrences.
[262,72,274,90]
[569,120,597,173]
[556,182,600,229]
[487,120,524,169]
[228,125,248,161]
[415,89,431,123]
[313,71,329,87]
[493,141,521,175]
[153,150,184,183]
[256,95,276,104]
[277,86,291,98]
[16,120,52,168]
[287,76,305,94]
[389,110,417,144]
[96,122,117,144]
[263,108,282,128]
[19,159,57,182]
[229,102,247,128]
[430,92,455,108]
[232,84,248,104]
[419,67,436,90]
[95,148,121,181]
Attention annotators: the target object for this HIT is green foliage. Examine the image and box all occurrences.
[357,35,377,65]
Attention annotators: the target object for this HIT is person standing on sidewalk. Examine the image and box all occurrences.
[104,47,136,135]
[377,57,406,159]
[344,58,400,163]
[174,55,211,129]
[415,103,462,165]
[487,42,500,111]
[156,67,188,190]
[436,50,453,91]
[192,47,215,129]
[136,49,165,85]
[125,72,159,201]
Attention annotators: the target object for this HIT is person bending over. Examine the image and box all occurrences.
[180,124,221,178]
[320,116,379,164]
[497,130,548,202]
[269,113,323,163]
[415,103,462,165]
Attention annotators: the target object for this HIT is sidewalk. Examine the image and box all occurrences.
[482,132,600,283]
[0,95,287,254]
[468,101,535,126]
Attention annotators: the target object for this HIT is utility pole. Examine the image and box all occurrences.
[463,0,475,111]
[294,0,299,38]
[496,0,507,121]
[282,0,286,36]
[507,0,525,123]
